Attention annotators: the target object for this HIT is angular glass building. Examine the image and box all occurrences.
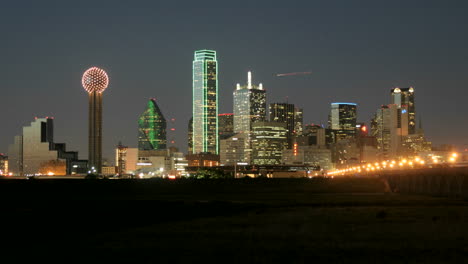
[138,98,167,151]
[192,50,218,154]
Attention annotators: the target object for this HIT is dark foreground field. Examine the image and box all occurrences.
[1,177,468,263]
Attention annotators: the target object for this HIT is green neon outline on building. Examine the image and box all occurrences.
[192,50,218,154]
[138,98,167,151]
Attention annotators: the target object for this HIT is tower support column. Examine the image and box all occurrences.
[88,91,102,173]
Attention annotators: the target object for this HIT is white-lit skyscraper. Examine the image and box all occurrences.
[233,71,266,164]
[233,71,266,133]
[391,87,416,134]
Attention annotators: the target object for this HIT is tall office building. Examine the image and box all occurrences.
[138,98,167,151]
[328,102,357,141]
[192,50,218,154]
[233,71,266,133]
[82,67,109,173]
[251,122,288,165]
[294,108,304,136]
[391,87,416,134]
[371,104,409,159]
[269,103,297,148]
[232,71,266,164]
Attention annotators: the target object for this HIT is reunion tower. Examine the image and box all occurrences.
[82,67,109,174]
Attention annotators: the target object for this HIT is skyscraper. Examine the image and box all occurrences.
[391,87,416,134]
[372,104,409,159]
[251,122,288,165]
[294,107,304,136]
[269,103,297,148]
[192,50,218,154]
[232,71,266,164]
[82,67,109,173]
[138,98,167,151]
[233,71,266,133]
[328,102,357,141]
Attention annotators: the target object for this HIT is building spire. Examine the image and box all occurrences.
[247,71,252,89]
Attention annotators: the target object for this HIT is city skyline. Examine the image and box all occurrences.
[1,1,468,161]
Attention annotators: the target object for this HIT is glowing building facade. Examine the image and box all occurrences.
[269,103,297,148]
[0,154,8,175]
[220,133,248,166]
[372,104,409,159]
[233,72,266,133]
[115,144,138,175]
[328,103,357,141]
[391,87,416,134]
[232,71,266,164]
[138,98,167,151]
[192,50,218,154]
[251,122,288,165]
[294,107,304,136]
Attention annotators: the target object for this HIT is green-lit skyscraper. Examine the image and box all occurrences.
[138,98,167,151]
[192,50,218,154]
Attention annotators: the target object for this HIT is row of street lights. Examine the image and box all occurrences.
[328,153,460,177]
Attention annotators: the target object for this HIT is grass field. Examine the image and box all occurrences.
[1,177,467,263]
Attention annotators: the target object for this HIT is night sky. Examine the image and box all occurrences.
[1,0,467,162]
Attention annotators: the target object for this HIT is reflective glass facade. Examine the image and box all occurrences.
[138,99,167,151]
[329,103,357,141]
[192,50,218,154]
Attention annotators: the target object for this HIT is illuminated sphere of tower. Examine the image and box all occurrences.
[82,67,109,93]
